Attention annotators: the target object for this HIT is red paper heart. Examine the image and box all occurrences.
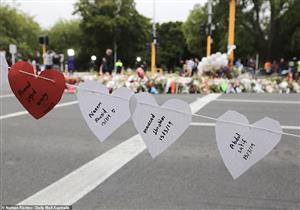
[8,61,66,119]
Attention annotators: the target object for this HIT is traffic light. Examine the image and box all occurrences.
[200,24,206,35]
[39,36,49,45]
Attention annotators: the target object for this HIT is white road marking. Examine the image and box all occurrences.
[190,94,222,113]
[0,94,14,99]
[0,101,78,120]
[190,122,300,130]
[215,98,300,104]
[18,93,221,205]
[190,122,215,127]
[281,125,300,130]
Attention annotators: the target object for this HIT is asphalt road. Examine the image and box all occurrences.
[1,82,299,210]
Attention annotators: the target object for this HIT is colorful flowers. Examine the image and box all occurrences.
[68,71,300,94]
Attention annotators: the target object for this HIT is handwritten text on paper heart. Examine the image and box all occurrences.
[132,93,192,158]
[8,61,65,119]
[17,81,55,115]
[215,111,282,179]
[143,113,174,141]
[88,101,116,126]
[77,80,134,142]
[230,132,256,161]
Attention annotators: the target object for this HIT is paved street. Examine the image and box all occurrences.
[1,83,299,210]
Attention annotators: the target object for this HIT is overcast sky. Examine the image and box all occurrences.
[3,0,207,29]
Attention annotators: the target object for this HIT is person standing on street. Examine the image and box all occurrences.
[296,59,300,80]
[99,57,107,75]
[105,49,114,75]
[43,50,54,70]
[115,59,123,74]
[279,58,286,75]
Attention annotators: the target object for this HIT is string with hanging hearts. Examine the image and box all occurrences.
[3,60,300,179]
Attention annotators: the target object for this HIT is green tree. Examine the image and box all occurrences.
[183,0,300,61]
[182,4,207,58]
[210,0,257,58]
[0,5,41,62]
[156,21,190,71]
[240,0,300,60]
[74,0,151,69]
[47,19,82,56]
[182,1,256,59]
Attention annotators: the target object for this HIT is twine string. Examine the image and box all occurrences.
[193,114,300,138]
[19,70,55,84]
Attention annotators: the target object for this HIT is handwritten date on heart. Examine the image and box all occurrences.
[143,113,174,141]
[17,81,54,112]
[88,101,116,126]
[230,132,256,161]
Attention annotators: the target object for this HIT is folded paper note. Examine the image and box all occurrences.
[132,92,192,158]
[215,110,282,179]
[77,80,134,142]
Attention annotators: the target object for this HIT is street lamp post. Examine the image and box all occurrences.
[151,0,157,78]
[206,0,212,57]
[114,0,122,71]
[67,48,75,74]
[91,55,97,71]
[228,0,236,68]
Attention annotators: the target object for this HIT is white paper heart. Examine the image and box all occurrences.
[77,80,134,142]
[132,92,192,158]
[0,52,9,85]
[216,110,282,179]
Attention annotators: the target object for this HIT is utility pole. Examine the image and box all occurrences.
[206,0,212,57]
[42,44,46,64]
[151,0,156,78]
[39,36,48,64]
[228,0,236,67]
[114,40,117,71]
[114,0,122,71]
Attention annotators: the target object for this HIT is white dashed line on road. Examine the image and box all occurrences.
[215,98,300,104]
[0,94,14,99]
[190,122,300,130]
[0,101,78,120]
